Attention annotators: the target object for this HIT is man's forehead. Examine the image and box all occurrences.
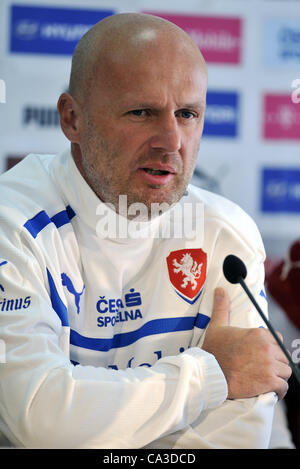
[95,41,207,90]
[94,62,207,110]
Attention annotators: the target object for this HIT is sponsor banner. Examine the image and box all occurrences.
[263,94,300,140]
[10,5,114,55]
[203,91,239,137]
[264,18,300,67]
[144,11,242,64]
[261,167,300,213]
[22,105,60,128]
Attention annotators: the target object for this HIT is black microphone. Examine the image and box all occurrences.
[223,254,300,385]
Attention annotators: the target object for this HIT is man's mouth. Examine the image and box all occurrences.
[142,168,170,176]
[136,165,176,186]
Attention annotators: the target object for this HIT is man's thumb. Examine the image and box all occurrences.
[210,288,230,326]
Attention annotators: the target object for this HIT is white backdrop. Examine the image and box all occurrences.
[1,0,300,264]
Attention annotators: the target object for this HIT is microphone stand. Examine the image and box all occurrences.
[238,276,300,385]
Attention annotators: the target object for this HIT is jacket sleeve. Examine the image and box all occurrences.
[0,214,228,449]
[146,210,278,449]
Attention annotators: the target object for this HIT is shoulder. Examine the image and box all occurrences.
[0,153,54,185]
[184,184,264,256]
[0,153,62,227]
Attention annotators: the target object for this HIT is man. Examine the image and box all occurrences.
[0,13,291,448]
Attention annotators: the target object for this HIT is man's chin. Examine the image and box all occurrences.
[122,187,187,219]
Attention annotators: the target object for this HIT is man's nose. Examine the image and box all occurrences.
[149,115,182,153]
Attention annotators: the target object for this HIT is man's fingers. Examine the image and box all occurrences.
[210,288,230,327]
[274,378,289,401]
[273,343,291,365]
[276,361,292,381]
[268,330,291,364]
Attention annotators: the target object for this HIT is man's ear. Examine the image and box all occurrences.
[57,92,81,143]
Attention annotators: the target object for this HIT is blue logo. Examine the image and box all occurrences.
[203,91,239,138]
[0,296,31,311]
[264,18,300,67]
[10,5,114,55]
[61,273,85,314]
[261,168,300,213]
[96,289,143,328]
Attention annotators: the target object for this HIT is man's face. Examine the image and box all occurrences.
[78,36,207,213]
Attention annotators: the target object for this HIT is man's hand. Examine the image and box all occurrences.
[202,288,292,400]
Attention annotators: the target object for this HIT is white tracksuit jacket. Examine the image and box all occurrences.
[0,150,276,448]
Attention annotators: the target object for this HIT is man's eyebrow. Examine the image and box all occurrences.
[180,102,206,110]
[121,101,206,111]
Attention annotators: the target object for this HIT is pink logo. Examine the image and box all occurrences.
[263,94,300,140]
[144,12,242,64]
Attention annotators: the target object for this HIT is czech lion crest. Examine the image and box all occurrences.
[166,249,207,304]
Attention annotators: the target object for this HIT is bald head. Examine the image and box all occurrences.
[68,13,207,104]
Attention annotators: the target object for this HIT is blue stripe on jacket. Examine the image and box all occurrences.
[24,205,75,238]
[70,313,210,352]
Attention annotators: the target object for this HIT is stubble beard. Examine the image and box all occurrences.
[79,122,198,220]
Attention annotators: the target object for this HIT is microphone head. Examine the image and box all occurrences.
[223,255,247,284]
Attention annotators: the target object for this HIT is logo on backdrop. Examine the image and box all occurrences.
[167,249,207,304]
[10,5,114,55]
[144,12,242,64]
[261,167,300,213]
[203,91,239,137]
[22,106,60,127]
[264,18,300,67]
[263,94,300,140]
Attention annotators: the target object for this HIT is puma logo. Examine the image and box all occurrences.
[61,273,85,314]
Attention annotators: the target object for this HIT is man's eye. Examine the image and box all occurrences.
[179,110,195,119]
[129,109,147,117]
